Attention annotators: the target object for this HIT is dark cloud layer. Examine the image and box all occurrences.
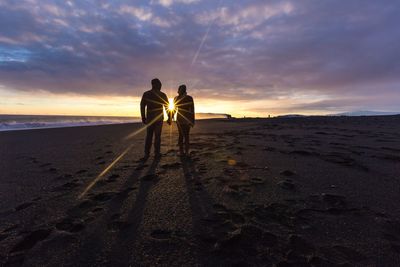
[0,0,399,113]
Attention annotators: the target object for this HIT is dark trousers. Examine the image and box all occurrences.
[144,121,163,155]
[177,123,191,154]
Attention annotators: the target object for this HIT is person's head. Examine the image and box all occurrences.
[151,78,162,91]
[178,84,187,95]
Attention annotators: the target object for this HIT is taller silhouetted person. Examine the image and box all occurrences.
[170,84,195,156]
[140,78,169,159]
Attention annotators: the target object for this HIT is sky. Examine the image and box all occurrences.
[0,0,399,117]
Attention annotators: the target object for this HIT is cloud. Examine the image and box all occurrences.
[0,0,399,114]
[119,5,153,21]
[196,2,293,33]
[154,0,200,7]
[119,5,173,27]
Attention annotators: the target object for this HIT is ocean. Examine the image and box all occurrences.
[0,115,141,131]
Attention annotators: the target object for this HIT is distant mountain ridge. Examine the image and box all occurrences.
[331,110,400,116]
[274,111,400,118]
[276,114,306,118]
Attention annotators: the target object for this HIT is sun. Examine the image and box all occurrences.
[168,98,175,111]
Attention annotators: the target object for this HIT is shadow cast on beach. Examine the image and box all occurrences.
[67,157,159,265]
[106,157,161,264]
[180,156,221,265]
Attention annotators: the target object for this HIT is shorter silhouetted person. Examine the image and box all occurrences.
[140,78,169,159]
[169,84,195,156]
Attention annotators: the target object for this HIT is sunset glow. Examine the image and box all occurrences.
[168,98,175,112]
[0,1,399,117]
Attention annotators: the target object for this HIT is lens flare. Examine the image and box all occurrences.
[168,98,175,111]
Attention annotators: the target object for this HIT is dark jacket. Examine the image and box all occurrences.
[140,89,169,122]
[173,94,195,125]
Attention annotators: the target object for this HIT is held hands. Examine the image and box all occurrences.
[142,117,147,124]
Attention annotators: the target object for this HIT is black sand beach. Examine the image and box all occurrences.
[1,116,400,266]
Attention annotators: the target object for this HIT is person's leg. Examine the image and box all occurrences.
[177,123,184,155]
[184,124,190,155]
[154,121,163,156]
[144,124,154,157]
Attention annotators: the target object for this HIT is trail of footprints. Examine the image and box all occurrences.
[3,131,400,266]
[2,150,142,265]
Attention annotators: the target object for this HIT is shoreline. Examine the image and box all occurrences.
[1,114,399,133]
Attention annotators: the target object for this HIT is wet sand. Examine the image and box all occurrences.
[1,116,400,266]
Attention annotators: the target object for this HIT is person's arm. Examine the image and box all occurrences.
[170,97,178,122]
[163,93,169,113]
[190,97,195,126]
[162,93,171,124]
[140,93,147,124]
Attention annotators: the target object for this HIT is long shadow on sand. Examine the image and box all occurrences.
[105,157,161,264]
[68,158,158,265]
[181,156,220,266]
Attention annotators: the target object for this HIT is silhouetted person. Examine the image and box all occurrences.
[140,78,169,159]
[170,84,195,156]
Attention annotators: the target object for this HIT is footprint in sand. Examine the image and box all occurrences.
[150,229,172,240]
[213,203,228,212]
[141,174,158,181]
[91,207,104,213]
[197,167,207,175]
[280,170,296,176]
[39,163,52,168]
[135,164,148,170]
[321,193,347,208]
[11,229,52,252]
[278,179,296,190]
[119,186,138,195]
[263,147,276,152]
[3,224,19,234]
[15,202,33,211]
[78,199,96,209]
[91,191,117,202]
[53,180,82,191]
[241,187,252,193]
[106,174,120,183]
[194,182,203,191]
[250,177,265,185]
[161,162,181,169]
[55,217,85,233]
[106,213,130,232]
[230,212,246,225]
[214,224,278,256]
[0,233,9,242]
[55,173,73,180]
[222,185,249,198]
[48,167,58,173]
[29,157,38,164]
[289,150,314,156]
[84,216,96,224]
[107,220,131,232]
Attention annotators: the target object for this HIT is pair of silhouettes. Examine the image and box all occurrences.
[140,78,195,159]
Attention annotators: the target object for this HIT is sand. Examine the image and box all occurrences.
[1,116,400,266]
